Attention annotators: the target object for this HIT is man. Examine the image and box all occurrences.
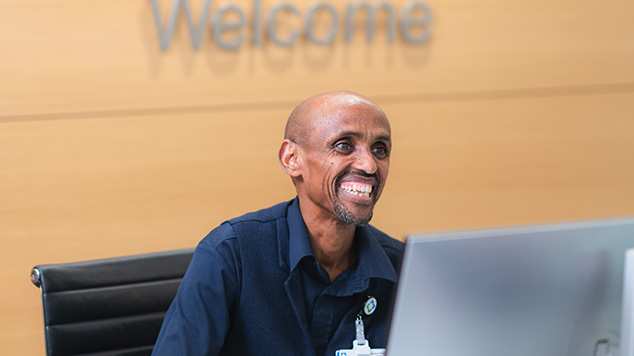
[152,91,404,356]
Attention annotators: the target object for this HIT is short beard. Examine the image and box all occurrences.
[334,202,373,226]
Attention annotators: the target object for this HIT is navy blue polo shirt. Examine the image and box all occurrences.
[153,198,403,356]
[287,199,399,355]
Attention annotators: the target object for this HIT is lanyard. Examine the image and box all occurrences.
[355,314,367,345]
[335,313,386,356]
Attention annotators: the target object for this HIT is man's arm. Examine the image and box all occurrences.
[152,224,240,356]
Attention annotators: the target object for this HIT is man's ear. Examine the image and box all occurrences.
[279,139,302,178]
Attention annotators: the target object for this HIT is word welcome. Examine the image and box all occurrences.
[150,0,433,50]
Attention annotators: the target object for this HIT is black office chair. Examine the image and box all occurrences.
[31,248,194,356]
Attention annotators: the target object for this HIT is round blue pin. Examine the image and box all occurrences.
[364,296,377,315]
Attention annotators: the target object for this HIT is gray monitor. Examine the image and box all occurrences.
[621,249,634,356]
[386,217,634,356]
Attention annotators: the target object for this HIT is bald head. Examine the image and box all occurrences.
[284,90,387,145]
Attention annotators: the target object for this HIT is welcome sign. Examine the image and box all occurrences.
[150,0,433,50]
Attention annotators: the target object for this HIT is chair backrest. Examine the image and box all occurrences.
[31,248,194,356]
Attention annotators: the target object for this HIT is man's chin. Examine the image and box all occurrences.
[334,203,374,226]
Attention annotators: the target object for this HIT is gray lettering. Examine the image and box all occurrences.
[150,0,433,51]
[304,2,339,45]
[400,1,432,44]
[252,0,263,46]
[212,4,247,50]
[345,2,395,43]
[266,3,300,47]
[149,0,214,50]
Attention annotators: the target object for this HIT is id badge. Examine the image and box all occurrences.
[335,315,386,356]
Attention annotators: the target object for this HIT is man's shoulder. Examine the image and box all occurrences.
[225,199,293,226]
[200,199,293,247]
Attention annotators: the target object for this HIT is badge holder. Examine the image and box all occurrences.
[335,315,386,356]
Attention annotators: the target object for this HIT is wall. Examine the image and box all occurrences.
[1,0,633,354]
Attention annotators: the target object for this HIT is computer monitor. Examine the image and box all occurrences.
[386,217,634,356]
[621,249,634,356]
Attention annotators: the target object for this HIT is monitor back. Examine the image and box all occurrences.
[386,217,634,356]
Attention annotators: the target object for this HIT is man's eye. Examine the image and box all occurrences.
[335,142,352,151]
[372,146,389,157]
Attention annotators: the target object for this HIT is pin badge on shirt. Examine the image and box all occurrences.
[363,296,377,315]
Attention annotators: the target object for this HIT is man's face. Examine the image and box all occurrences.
[298,98,391,226]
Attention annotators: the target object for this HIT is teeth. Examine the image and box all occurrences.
[340,183,372,197]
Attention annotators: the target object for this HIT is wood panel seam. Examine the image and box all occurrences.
[2,82,633,124]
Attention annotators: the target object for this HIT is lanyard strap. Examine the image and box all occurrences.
[355,314,366,345]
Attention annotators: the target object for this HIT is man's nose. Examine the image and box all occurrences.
[353,148,378,175]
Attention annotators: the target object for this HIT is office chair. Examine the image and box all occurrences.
[31,248,194,356]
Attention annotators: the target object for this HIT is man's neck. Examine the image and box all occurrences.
[298,200,358,282]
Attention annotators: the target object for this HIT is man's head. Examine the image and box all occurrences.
[279,91,391,227]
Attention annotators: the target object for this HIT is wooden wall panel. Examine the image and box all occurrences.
[375,92,634,234]
[1,0,633,117]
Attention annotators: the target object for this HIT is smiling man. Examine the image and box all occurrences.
[152,91,404,356]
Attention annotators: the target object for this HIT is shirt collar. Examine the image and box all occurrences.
[287,198,398,283]
[355,225,398,283]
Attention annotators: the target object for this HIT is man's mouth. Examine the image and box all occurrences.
[339,182,373,197]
